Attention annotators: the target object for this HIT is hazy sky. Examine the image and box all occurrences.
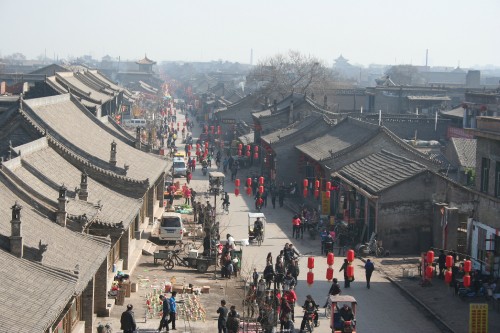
[1,0,499,68]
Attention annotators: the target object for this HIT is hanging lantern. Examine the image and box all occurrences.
[254,146,259,153]
[425,266,434,279]
[326,267,334,281]
[217,126,221,134]
[426,250,435,265]
[246,145,251,152]
[238,143,243,150]
[347,250,355,262]
[259,176,264,185]
[307,271,314,285]
[246,178,252,187]
[210,126,214,133]
[303,179,309,188]
[303,189,308,198]
[238,149,242,156]
[445,270,452,284]
[326,191,331,199]
[259,186,264,194]
[234,188,240,196]
[307,257,315,269]
[187,151,191,157]
[327,252,335,265]
[446,255,454,268]
[347,265,354,278]
[326,181,331,190]
[246,187,252,196]
[235,179,240,187]
[205,141,209,148]
[315,180,320,189]
[464,260,472,273]
[463,275,471,288]
[314,189,319,198]
[254,152,259,159]
[246,150,251,157]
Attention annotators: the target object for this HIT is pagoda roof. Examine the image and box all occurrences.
[136,55,156,65]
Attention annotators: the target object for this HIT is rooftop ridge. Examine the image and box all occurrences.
[74,71,113,95]
[55,73,94,99]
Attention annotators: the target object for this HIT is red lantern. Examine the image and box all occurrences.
[326,181,331,190]
[445,270,452,284]
[307,271,314,285]
[254,146,259,153]
[254,152,258,159]
[196,143,200,150]
[217,126,221,134]
[196,150,200,156]
[425,266,434,279]
[326,191,331,199]
[347,250,355,262]
[238,149,242,156]
[259,176,264,185]
[235,179,240,187]
[204,150,208,157]
[259,186,264,194]
[187,151,191,157]
[246,187,252,196]
[235,188,240,196]
[303,179,308,188]
[307,257,315,269]
[446,255,454,268]
[464,260,472,273]
[210,126,214,133]
[238,143,243,150]
[347,265,354,278]
[246,145,251,152]
[246,178,252,187]
[326,267,334,281]
[314,189,319,198]
[463,275,471,288]
[303,189,308,198]
[327,252,334,265]
[205,141,209,148]
[315,180,320,189]
[246,150,251,157]
[426,250,434,265]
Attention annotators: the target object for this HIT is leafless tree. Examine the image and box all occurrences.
[248,50,332,99]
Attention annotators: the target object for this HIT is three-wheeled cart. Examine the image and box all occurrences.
[248,212,266,246]
[208,171,225,195]
[329,294,357,333]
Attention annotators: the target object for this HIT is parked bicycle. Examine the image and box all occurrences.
[356,232,385,257]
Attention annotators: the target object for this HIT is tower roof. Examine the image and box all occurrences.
[136,54,156,65]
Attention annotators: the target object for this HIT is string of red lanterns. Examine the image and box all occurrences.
[307,256,315,286]
[326,252,334,281]
[234,179,240,196]
[444,255,453,284]
[346,249,355,281]
[463,259,472,288]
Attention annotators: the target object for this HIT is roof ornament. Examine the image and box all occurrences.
[19,93,23,110]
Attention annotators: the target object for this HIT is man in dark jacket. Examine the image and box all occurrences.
[158,295,170,332]
[365,259,375,289]
[217,299,229,333]
[120,304,137,333]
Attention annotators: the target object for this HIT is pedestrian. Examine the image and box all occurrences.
[278,185,285,207]
[226,305,241,333]
[365,259,375,289]
[186,169,192,184]
[120,304,137,333]
[263,262,274,289]
[262,187,268,207]
[257,277,266,301]
[253,268,259,286]
[166,291,177,330]
[191,158,196,172]
[158,295,170,332]
[217,299,229,333]
[339,259,350,288]
[438,250,446,279]
[190,188,197,206]
[271,188,277,209]
[292,215,301,239]
[283,288,297,322]
[324,278,341,307]
[184,186,191,205]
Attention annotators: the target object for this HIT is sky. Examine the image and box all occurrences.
[1,0,499,68]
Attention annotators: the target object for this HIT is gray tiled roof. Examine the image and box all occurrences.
[56,72,112,104]
[338,150,427,193]
[0,175,110,293]
[451,137,476,168]
[261,115,320,144]
[0,250,78,332]
[23,94,166,182]
[296,119,378,161]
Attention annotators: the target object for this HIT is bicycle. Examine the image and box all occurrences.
[163,249,191,270]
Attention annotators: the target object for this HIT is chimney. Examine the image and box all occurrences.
[323,95,328,109]
[79,171,89,201]
[289,100,294,124]
[10,202,23,258]
[56,185,68,227]
[273,99,277,112]
[110,141,117,166]
[135,126,141,149]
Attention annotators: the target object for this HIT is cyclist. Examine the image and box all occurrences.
[253,218,263,240]
[222,192,230,211]
[300,295,319,331]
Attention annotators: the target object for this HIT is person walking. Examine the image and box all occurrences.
[438,250,446,279]
[278,185,285,207]
[365,259,375,289]
[271,188,277,209]
[186,169,192,184]
[120,304,137,333]
[166,291,177,330]
[292,215,301,239]
[184,187,191,205]
[226,305,241,333]
[217,299,229,333]
[158,295,170,332]
[339,259,350,288]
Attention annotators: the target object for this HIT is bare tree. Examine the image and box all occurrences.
[385,65,421,86]
[248,50,331,99]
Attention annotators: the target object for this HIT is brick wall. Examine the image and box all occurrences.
[94,258,108,317]
[120,231,130,270]
[81,278,94,333]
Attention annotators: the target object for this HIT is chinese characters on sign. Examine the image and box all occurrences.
[469,303,488,333]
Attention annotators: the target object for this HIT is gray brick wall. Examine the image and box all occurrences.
[94,258,108,316]
[81,278,94,333]
[120,231,130,271]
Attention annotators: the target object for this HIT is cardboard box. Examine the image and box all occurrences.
[201,286,210,294]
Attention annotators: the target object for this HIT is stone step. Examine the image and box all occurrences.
[142,240,157,256]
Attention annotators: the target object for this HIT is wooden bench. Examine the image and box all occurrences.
[153,250,171,265]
